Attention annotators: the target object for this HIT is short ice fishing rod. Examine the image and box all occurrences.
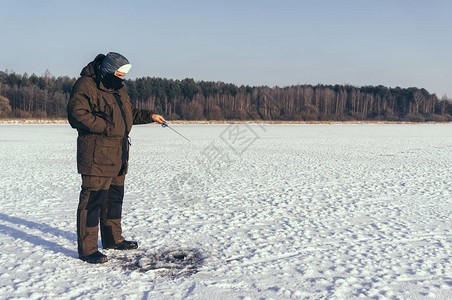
[161,122,191,145]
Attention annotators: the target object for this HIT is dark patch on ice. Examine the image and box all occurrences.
[116,248,204,278]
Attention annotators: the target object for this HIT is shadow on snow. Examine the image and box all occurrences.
[0,212,77,258]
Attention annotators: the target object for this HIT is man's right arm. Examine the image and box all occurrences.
[67,81,109,135]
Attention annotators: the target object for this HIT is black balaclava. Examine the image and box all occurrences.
[102,73,124,90]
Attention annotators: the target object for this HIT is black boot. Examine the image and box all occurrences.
[79,251,108,264]
[105,240,138,250]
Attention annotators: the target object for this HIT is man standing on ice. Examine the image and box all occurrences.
[67,52,165,264]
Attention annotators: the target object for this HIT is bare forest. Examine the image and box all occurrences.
[1,70,451,122]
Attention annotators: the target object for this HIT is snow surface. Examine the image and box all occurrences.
[0,123,451,299]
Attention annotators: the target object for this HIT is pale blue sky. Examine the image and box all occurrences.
[1,0,451,97]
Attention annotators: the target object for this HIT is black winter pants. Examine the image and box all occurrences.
[77,174,125,257]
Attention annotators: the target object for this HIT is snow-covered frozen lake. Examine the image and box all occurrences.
[0,123,451,299]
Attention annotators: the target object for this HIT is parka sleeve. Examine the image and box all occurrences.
[132,108,155,125]
[67,82,109,134]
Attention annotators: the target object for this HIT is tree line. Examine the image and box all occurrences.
[1,70,451,122]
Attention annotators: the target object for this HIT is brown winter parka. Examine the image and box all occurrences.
[67,54,155,177]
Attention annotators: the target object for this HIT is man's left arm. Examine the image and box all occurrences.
[132,108,166,125]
